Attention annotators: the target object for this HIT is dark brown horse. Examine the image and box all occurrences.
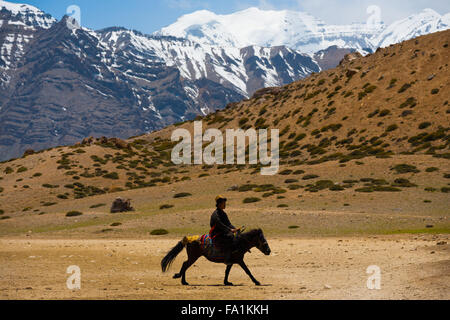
[161,229,271,286]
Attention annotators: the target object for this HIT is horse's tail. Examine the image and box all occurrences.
[161,238,187,273]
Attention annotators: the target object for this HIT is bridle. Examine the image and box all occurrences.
[238,229,268,253]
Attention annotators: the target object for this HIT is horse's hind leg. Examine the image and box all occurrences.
[175,245,200,286]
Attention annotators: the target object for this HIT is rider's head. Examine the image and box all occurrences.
[215,195,227,209]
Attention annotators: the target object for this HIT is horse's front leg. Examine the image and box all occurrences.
[239,261,261,286]
[224,264,233,286]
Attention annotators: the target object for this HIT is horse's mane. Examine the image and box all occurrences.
[240,228,262,240]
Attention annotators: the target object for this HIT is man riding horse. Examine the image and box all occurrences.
[161,195,271,286]
[210,195,239,265]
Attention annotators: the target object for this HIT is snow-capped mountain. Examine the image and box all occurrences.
[156,7,382,54]
[98,27,319,96]
[0,2,320,161]
[157,7,450,53]
[0,0,55,29]
[0,1,449,161]
[371,9,450,48]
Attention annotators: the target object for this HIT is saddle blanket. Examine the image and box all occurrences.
[200,234,225,262]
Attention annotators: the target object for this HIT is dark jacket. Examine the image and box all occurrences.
[210,208,235,241]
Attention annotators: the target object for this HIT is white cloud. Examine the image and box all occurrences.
[234,0,450,24]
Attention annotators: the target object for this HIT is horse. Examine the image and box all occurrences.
[161,228,271,286]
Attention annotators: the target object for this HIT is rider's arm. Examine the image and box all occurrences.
[211,211,233,233]
[220,211,236,232]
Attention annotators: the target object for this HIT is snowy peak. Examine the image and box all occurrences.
[0,0,56,29]
[372,8,449,48]
[157,7,325,48]
[0,0,39,14]
[156,7,382,53]
[157,6,450,54]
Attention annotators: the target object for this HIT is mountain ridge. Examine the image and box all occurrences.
[0,1,449,161]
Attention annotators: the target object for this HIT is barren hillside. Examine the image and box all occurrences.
[0,30,449,238]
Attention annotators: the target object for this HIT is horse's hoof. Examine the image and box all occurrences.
[182,281,189,286]
[224,282,234,286]
[254,281,261,286]
[173,273,181,279]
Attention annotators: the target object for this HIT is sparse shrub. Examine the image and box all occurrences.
[160,204,174,210]
[90,203,106,209]
[42,184,59,189]
[33,173,42,177]
[388,78,397,88]
[279,170,293,175]
[425,167,439,172]
[17,167,28,173]
[243,197,261,204]
[401,110,413,117]
[277,204,289,208]
[392,164,420,174]
[103,172,119,180]
[150,229,169,235]
[418,122,431,130]
[43,202,57,207]
[4,167,13,174]
[399,97,417,109]
[386,124,398,132]
[174,192,192,198]
[392,178,417,188]
[379,109,390,117]
[66,211,83,217]
[398,83,412,93]
[302,174,319,180]
[330,185,345,191]
[368,110,379,118]
[431,88,439,95]
[239,118,249,127]
[288,225,299,229]
[239,184,257,192]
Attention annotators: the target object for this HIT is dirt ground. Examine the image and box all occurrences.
[0,235,448,300]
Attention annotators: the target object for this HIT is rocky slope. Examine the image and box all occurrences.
[0,30,448,224]
[0,2,449,162]
[0,2,322,161]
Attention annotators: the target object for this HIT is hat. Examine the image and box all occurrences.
[215,195,227,203]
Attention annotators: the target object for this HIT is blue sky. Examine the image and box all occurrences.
[10,0,450,34]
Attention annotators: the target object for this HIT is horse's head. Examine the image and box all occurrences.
[255,229,271,256]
